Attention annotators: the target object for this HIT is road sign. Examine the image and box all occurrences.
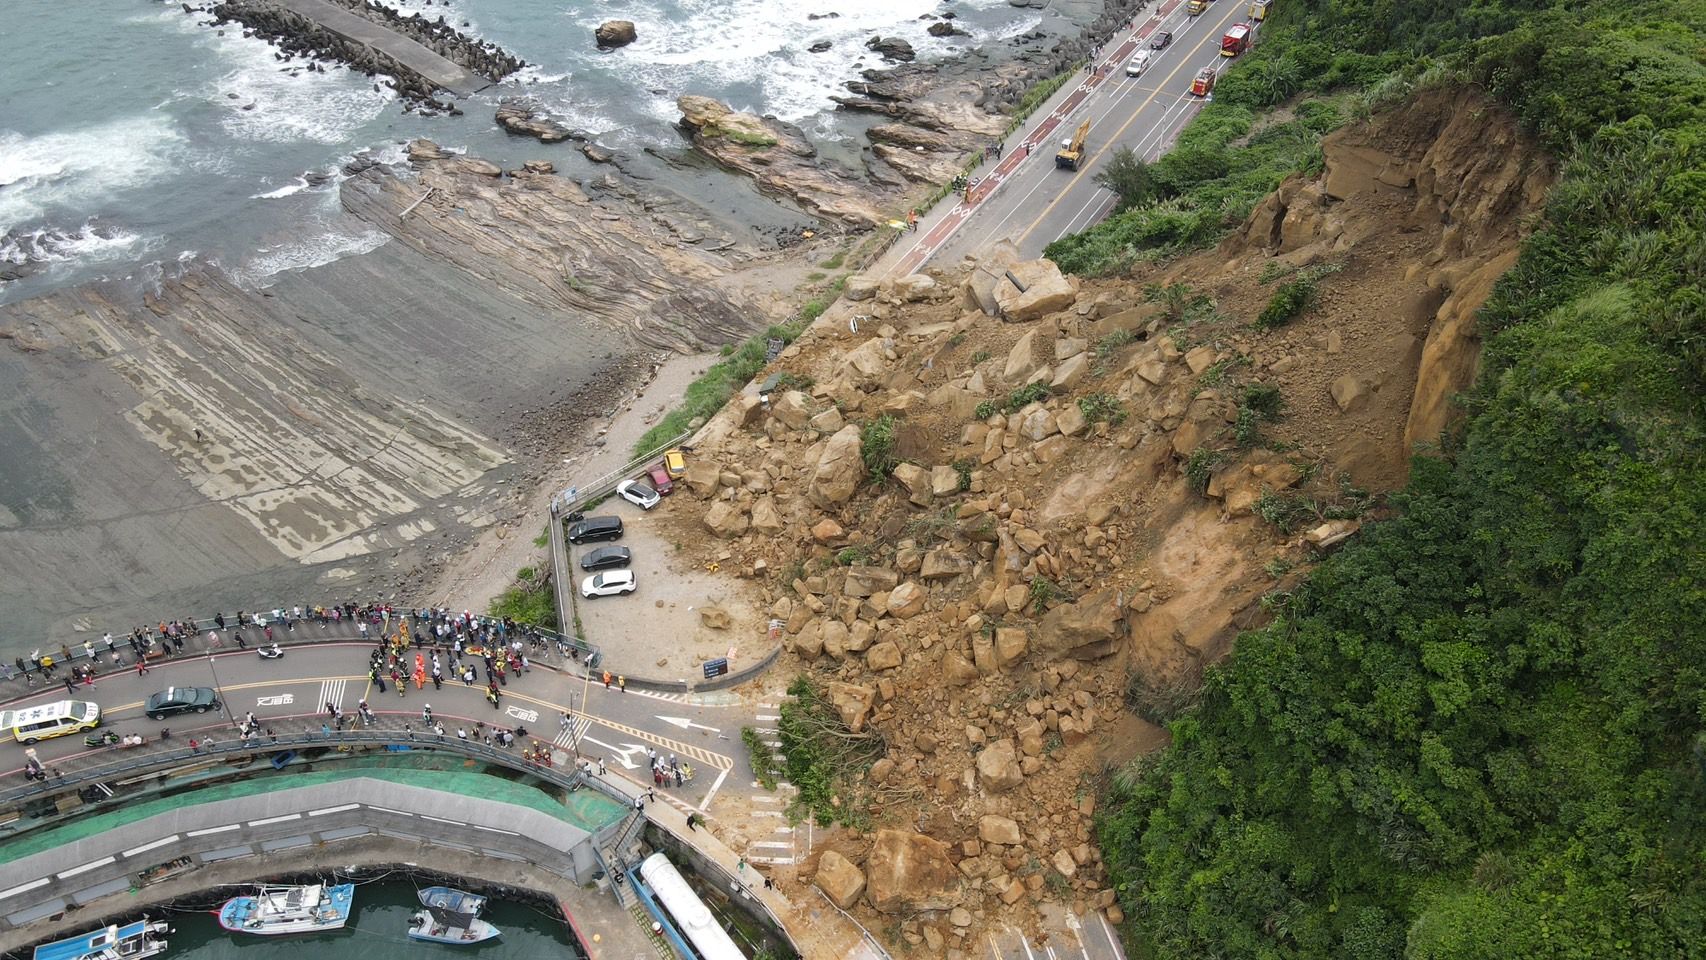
[703,657,729,679]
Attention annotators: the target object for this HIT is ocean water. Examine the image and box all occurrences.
[52,877,590,960]
[0,0,1048,303]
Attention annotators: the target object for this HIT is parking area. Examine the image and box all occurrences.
[566,494,768,685]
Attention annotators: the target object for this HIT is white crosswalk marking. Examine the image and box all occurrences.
[317,679,347,712]
[552,715,592,750]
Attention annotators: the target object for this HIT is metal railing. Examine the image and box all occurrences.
[2,610,599,690]
[0,718,638,812]
[547,430,692,520]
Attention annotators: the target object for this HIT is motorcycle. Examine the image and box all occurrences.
[85,730,121,748]
[257,643,284,660]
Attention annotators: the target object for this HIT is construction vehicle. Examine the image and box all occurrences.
[1055,119,1090,170]
[1250,0,1272,20]
[1221,23,1252,57]
[1190,67,1218,97]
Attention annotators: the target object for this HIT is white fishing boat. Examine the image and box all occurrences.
[32,918,171,960]
[217,883,354,935]
[407,886,501,945]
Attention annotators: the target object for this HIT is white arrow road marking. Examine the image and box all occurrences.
[655,716,721,733]
[579,736,648,770]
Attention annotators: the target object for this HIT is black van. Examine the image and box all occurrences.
[568,515,624,544]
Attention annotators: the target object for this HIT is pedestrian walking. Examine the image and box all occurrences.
[618,676,627,693]
[422,704,433,724]
[560,711,572,731]
[603,670,612,689]
[597,758,607,776]
[63,675,76,694]
[135,658,150,676]
[685,812,700,831]
[907,208,918,232]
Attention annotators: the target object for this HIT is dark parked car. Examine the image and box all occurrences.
[1151,30,1173,49]
[146,686,221,721]
[567,515,624,544]
[580,545,632,571]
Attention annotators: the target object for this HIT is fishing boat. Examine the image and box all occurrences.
[33,918,171,960]
[407,886,501,944]
[217,883,355,935]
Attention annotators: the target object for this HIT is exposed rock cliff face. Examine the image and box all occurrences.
[1222,88,1553,458]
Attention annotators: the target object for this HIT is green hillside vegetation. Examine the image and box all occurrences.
[1085,1,1706,957]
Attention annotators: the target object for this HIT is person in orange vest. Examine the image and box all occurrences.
[907,209,918,232]
[602,670,613,689]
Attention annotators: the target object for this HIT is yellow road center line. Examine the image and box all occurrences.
[1017,3,1249,244]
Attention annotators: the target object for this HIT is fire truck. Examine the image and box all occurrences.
[1189,67,1217,98]
[1221,23,1252,57]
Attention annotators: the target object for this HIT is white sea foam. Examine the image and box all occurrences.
[235,229,391,287]
[252,177,311,199]
[0,117,187,233]
[0,219,157,282]
[576,0,1025,126]
[179,14,395,145]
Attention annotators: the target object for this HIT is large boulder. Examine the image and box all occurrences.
[684,459,722,497]
[866,36,917,62]
[921,547,972,581]
[495,99,572,143]
[1035,586,1127,659]
[828,682,877,733]
[595,20,638,48]
[809,424,864,508]
[976,739,1024,793]
[886,581,927,619]
[699,606,733,630]
[994,259,1078,322]
[816,851,867,910]
[845,275,880,301]
[703,501,751,539]
[894,274,938,302]
[1004,330,1045,382]
[750,495,785,534]
[979,815,1023,845]
[772,390,814,429]
[843,566,900,598]
[865,829,963,913]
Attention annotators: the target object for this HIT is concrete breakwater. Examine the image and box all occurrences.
[203,0,523,105]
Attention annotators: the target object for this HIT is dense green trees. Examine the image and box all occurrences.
[1090,1,1706,957]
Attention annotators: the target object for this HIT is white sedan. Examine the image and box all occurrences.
[617,479,660,510]
[581,570,638,598]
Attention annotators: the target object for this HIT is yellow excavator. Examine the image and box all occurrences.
[1055,119,1090,170]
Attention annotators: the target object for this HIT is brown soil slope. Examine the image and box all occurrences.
[653,88,1551,953]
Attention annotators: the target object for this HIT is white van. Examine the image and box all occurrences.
[3,700,102,744]
[1125,50,1154,77]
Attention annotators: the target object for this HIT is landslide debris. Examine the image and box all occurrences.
[651,87,1550,953]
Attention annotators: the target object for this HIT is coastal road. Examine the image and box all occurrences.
[0,641,766,819]
[881,0,1255,275]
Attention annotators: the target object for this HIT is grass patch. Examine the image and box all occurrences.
[1184,447,1222,495]
[1078,392,1127,427]
[861,414,899,481]
[742,726,783,791]
[633,317,809,456]
[489,573,558,631]
[1095,329,1139,358]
